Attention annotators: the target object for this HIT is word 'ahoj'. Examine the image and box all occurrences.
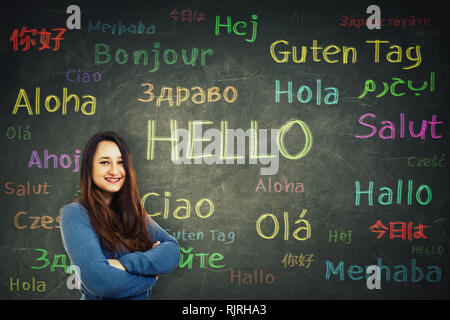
[147,119,313,175]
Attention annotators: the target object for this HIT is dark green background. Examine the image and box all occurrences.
[0,0,448,299]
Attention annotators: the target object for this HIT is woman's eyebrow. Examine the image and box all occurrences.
[98,156,123,160]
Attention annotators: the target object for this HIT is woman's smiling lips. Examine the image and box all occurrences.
[105,177,121,184]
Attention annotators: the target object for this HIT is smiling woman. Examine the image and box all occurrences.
[59,131,180,300]
[92,140,126,204]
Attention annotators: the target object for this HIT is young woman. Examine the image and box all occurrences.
[60,131,180,300]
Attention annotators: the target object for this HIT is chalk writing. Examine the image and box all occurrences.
[328,229,352,244]
[10,27,67,52]
[281,253,314,269]
[95,43,213,73]
[255,177,304,193]
[169,9,205,23]
[355,113,443,140]
[88,20,155,35]
[166,229,235,244]
[230,269,275,285]
[6,124,31,140]
[354,179,432,206]
[30,248,70,273]
[9,277,46,293]
[66,69,102,83]
[179,247,225,269]
[270,40,422,69]
[146,119,312,176]
[358,72,435,98]
[340,16,431,29]
[326,258,441,283]
[270,40,357,64]
[366,40,422,69]
[28,149,81,172]
[138,83,238,106]
[215,15,258,43]
[256,209,310,241]
[291,10,321,25]
[370,220,428,241]
[275,80,339,105]
[141,191,214,220]
[13,210,59,230]
[407,154,446,168]
[411,245,444,255]
[5,181,50,197]
[12,88,96,116]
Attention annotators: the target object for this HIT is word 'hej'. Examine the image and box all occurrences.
[270,40,422,69]
[147,119,313,175]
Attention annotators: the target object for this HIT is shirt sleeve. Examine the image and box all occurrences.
[118,218,180,276]
[60,203,157,299]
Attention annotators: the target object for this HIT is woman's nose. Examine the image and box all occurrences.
[108,163,120,175]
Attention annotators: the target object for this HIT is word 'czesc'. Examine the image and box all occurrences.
[146,119,313,175]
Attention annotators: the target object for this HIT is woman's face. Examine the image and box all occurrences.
[92,140,126,201]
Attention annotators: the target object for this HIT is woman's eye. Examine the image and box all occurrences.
[100,161,109,165]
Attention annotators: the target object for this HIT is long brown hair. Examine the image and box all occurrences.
[77,131,154,256]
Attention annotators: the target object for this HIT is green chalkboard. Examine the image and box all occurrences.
[0,0,449,300]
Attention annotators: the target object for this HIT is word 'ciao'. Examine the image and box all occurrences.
[146,119,313,175]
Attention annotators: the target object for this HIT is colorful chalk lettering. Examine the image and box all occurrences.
[355,113,443,140]
[138,83,238,106]
[255,177,304,193]
[169,9,205,23]
[370,220,428,241]
[275,80,339,105]
[12,88,96,116]
[141,191,214,220]
[256,210,310,241]
[325,258,441,283]
[4,181,50,197]
[13,210,60,230]
[215,15,258,43]
[88,19,156,35]
[354,179,432,206]
[94,42,213,73]
[230,269,275,285]
[9,277,46,293]
[10,27,67,52]
[28,149,81,172]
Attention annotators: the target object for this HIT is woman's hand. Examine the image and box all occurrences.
[153,241,160,280]
[108,259,126,271]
